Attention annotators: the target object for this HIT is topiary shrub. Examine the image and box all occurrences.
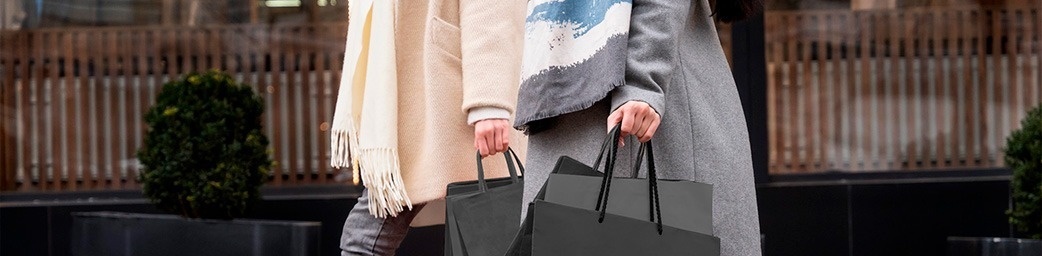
[1005,103,1042,239]
[138,70,272,219]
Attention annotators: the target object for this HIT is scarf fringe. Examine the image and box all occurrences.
[330,122,412,218]
[330,118,360,170]
[358,148,413,218]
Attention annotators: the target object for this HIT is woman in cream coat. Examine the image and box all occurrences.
[331,0,527,255]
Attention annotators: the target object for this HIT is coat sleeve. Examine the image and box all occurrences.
[611,0,692,115]
[458,0,527,116]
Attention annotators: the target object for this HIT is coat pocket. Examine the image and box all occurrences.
[429,16,462,60]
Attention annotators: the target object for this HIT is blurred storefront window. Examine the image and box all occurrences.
[4,0,348,29]
[3,0,1040,192]
[1,0,350,192]
[764,0,1042,174]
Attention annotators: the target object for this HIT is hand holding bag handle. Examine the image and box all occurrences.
[592,123,665,234]
[474,148,525,192]
[448,148,525,256]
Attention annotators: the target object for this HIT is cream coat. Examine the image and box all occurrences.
[371,0,528,207]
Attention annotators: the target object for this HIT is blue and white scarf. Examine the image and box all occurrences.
[514,0,633,132]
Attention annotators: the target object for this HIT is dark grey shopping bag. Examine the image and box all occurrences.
[444,149,524,256]
[531,199,719,255]
[506,125,719,255]
[503,151,602,256]
[543,157,713,235]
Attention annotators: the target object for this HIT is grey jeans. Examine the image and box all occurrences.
[340,190,425,256]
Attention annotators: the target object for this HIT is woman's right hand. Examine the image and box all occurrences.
[474,119,510,158]
[607,101,661,143]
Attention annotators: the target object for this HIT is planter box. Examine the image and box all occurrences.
[947,237,1042,256]
[72,212,321,256]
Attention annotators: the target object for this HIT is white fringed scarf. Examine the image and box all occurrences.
[331,0,412,218]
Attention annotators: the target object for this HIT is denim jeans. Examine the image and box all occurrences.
[340,190,426,256]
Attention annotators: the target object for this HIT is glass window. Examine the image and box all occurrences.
[5,0,348,29]
[763,0,1042,174]
[1,0,350,191]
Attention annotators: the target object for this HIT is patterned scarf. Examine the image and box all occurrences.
[514,0,633,132]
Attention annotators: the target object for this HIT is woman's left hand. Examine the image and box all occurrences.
[607,101,661,143]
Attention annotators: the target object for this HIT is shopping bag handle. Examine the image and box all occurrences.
[592,124,623,214]
[475,147,525,192]
[591,123,650,178]
[636,142,664,234]
[591,124,621,174]
[592,124,665,234]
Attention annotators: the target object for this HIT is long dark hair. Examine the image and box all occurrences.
[712,0,764,23]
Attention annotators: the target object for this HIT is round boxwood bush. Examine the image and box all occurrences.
[138,70,272,219]
[1006,103,1042,239]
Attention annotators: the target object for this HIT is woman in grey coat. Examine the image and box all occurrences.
[515,0,763,255]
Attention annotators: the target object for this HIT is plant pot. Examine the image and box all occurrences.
[947,237,1042,256]
[72,211,321,256]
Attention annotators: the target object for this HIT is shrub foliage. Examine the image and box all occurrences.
[1006,104,1042,239]
[138,70,272,219]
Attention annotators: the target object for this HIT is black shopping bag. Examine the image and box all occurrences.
[530,199,719,255]
[444,149,524,256]
[507,125,719,255]
[533,142,719,255]
[543,157,713,235]
[503,151,603,256]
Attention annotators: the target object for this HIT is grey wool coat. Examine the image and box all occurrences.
[518,0,762,255]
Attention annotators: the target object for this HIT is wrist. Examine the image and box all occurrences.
[467,107,511,125]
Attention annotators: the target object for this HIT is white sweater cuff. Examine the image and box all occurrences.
[467,107,511,125]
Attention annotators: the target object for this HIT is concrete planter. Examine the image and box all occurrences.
[947,237,1042,256]
[72,212,321,256]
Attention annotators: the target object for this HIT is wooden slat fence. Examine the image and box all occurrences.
[0,23,349,191]
[766,7,1042,174]
[4,7,1040,190]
